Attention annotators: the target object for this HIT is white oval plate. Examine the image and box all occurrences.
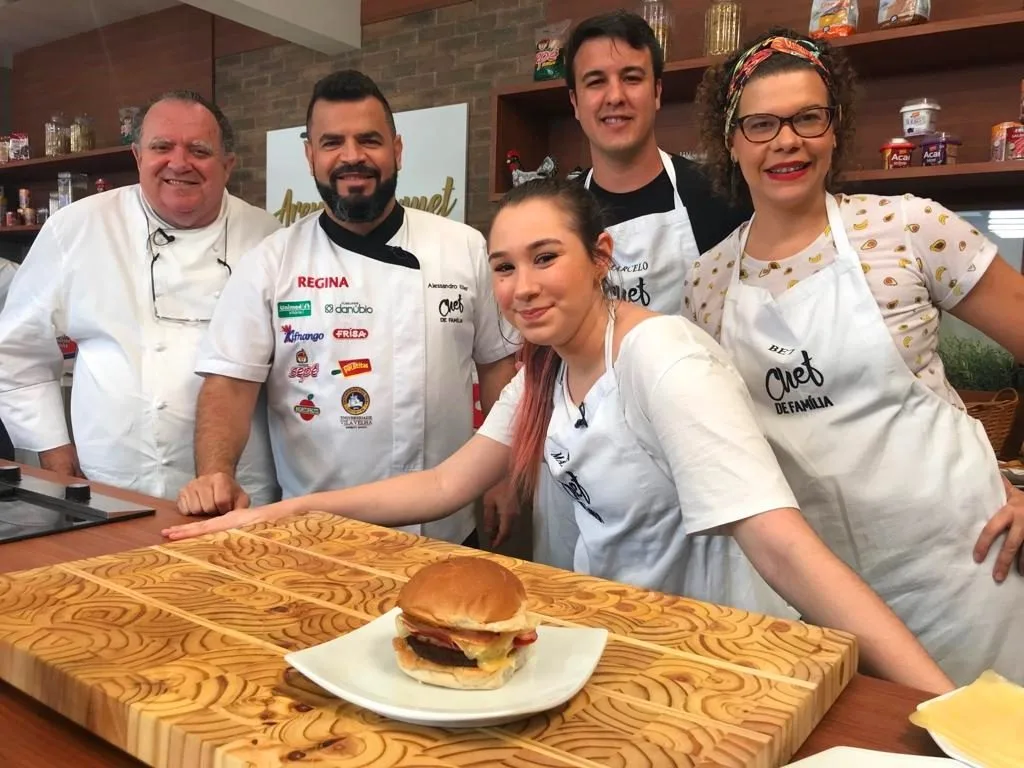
[284,607,609,728]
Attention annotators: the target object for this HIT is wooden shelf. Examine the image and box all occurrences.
[0,146,136,184]
[490,10,1024,202]
[489,162,1024,205]
[0,224,43,241]
[841,161,1024,208]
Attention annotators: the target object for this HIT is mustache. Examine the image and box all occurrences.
[330,164,380,183]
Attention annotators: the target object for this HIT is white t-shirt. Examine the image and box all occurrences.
[479,315,798,597]
[196,206,517,544]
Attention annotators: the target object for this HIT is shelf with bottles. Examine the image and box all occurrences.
[0,146,137,185]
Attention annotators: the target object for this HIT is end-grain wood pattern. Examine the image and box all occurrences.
[0,513,856,767]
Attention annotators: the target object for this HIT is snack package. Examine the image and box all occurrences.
[809,0,859,40]
[534,20,572,81]
[878,0,930,28]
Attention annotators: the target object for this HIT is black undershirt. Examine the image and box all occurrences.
[583,155,751,254]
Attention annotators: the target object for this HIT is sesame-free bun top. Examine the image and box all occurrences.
[397,556,534,634]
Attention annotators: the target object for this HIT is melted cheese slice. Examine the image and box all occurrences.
[909,670,1024,768]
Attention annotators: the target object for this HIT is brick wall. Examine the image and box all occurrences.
[215,0,545,232]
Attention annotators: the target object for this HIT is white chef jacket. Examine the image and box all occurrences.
[0,258,17,308]
[0,185,281,503]
[477,315,798,614]
[195,205,517,545]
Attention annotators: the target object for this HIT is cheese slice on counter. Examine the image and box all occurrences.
[909,670,1024,768]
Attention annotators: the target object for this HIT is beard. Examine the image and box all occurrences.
[317,163,398,224]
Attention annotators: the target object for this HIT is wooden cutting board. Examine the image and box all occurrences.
[0,512,856,767]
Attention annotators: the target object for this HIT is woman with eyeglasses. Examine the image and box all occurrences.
[689,28,1024,685]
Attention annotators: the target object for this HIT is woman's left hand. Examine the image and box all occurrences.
[162,503,291,541]
[974,481,1024,582]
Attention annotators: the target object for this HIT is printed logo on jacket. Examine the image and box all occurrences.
[765,346,835,415]
[289,349,319,383]
[294,393,321,421]
[429,282,468,325]
[341,386,372,429]
[277,300,312,318]
[325,302,373,314]
[281,324,325,344]
[331,359,372,377]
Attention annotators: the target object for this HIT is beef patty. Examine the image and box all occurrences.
[407,636,478,667]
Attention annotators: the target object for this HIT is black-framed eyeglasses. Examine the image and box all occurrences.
[147,223,231,323]
[733,106,837,144]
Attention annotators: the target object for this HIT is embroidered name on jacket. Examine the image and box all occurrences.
[765,350,835,415]
[298,276,349,288]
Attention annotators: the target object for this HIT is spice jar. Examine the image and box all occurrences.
[704,0,742,57]
[44,111,69,157]
[881,138,914,169]
[920,133,961,166]
[900,98,940,137]
[640,1,672,60]
[69,114,96,153]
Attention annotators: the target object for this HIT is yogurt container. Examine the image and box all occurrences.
[920,132,961,166]
[901,98,941,137]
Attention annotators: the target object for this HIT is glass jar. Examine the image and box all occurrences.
[69,114,96,153]
[704,0,742,57]
[639,1,672,60]
[44,112,69,157]
[49,191,60,216]
[57,173,73,209]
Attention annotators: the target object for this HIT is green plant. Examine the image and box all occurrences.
[938,333,1016,392]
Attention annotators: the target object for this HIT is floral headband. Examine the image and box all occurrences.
[723,36,833,143]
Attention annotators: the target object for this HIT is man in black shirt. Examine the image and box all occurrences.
[567,11,750,310]
[529,11,750,569]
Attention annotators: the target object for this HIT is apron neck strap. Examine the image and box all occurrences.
[603,304,617,371]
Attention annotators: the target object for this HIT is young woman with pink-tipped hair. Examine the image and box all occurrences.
[168,177,953,695]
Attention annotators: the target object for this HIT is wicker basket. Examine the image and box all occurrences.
[963,388,1020,456]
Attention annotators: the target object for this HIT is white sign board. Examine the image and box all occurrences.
[265,102,468,226]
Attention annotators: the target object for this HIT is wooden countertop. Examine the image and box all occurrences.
[0,463,944,766]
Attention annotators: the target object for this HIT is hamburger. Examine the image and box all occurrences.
[392,556,539,690]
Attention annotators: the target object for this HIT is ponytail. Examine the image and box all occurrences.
[508,342,561,504]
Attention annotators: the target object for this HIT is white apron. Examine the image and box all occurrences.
[544,311,792,614]
[720,195,1022,684]
[535,149,701,569]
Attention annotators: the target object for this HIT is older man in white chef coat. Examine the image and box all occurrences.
[0,91,280,503]
[0,257,17,461]
[178,70,518,548]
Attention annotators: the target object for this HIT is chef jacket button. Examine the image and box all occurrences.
[160,459,170,466]
[154,343,166,352]
[213,291,221,298]
[155,401,167,410]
